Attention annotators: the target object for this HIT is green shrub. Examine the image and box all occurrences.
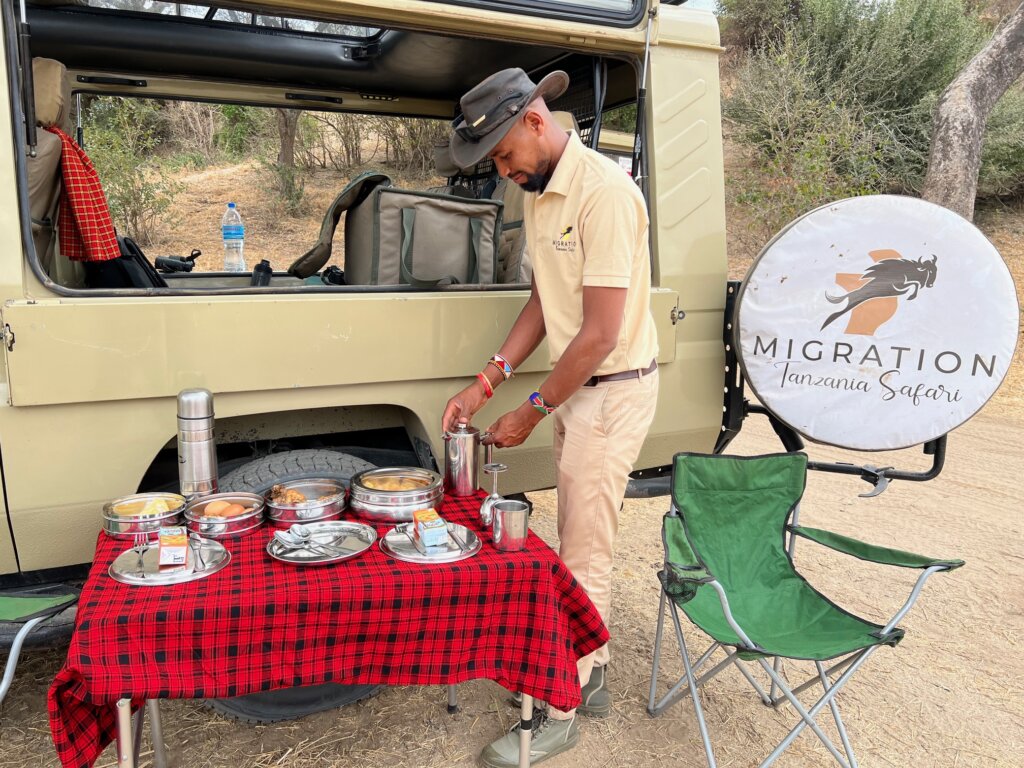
[723,0,1017,242]
[978,86,1024,200]
[718,0,802,50]
[216,104,270,158]
[82,97,179,244]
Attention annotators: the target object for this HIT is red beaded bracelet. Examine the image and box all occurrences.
[476,372,494,398]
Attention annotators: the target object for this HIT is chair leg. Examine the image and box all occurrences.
[756,649,876,768]
[643,589,667,716]
[769,657,783,705]
[0,616,45,703]
[817,662,857,768]
[728,656,772,706]
[676,609,718,768]
[647,589,668,714]
[650,596,728,715]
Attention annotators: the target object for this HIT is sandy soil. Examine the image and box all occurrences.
[1,157,1021,767]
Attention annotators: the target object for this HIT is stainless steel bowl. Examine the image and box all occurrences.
[265,479,348,527]
[102,492,186,539]
[349,467,443,522]
[184,492,265,539]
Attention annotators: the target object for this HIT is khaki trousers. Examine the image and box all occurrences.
[548,369,659,718]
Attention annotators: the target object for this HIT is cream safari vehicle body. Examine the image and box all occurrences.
[0,0,729,586]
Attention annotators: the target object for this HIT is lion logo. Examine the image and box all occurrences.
[558,226,574,241]
[822,251,937,334]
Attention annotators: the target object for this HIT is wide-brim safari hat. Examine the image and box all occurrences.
[449,68,569,169]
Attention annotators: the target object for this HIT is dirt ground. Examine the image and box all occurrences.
[1,155,1022,766]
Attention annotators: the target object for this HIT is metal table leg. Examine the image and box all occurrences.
[115,698,134,768]
[447,683,459,714]
[148,699,169,768]
[518,694,534,768]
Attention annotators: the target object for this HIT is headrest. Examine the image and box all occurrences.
[433,141,463,177]
[33,58,68,129]
[552,111,579,134]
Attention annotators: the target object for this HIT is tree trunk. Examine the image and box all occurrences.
[921,2,1024,221]
[276,108,300,168]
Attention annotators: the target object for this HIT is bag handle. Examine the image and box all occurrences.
[399,208,484,288]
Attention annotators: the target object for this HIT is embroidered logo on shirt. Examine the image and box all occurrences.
[552,225,577,252]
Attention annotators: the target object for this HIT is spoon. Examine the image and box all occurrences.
[276,527,347,557]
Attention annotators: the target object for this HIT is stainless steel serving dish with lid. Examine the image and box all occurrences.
[102,492,186,539]
[183,492,265,539]
[349,467,444,522]
[264,478,348,527]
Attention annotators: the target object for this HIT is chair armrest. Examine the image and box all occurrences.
[790,526,964,571]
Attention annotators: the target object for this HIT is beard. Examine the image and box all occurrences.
[517,173,548,193]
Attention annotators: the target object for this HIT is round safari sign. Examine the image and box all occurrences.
[735,195,1019,451]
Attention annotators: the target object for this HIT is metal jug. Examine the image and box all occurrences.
[443,423,482,497]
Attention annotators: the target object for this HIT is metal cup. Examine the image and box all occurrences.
[491,499,529,552]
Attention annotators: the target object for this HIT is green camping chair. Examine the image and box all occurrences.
[647,452,963,768]
[0,587,78,703]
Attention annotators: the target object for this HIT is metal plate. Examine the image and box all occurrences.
[266,521,377,565]
[379,522,481,564]
[108,537,230,586]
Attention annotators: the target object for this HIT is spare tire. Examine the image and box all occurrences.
[206,449,381,724]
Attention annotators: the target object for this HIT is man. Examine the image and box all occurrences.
[442,68,659,767]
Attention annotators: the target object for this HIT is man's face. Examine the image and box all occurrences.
[488,115,551,193]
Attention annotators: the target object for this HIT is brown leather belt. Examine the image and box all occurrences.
[583,360,658,387]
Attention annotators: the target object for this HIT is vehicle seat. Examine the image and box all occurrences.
[27,58,85,288]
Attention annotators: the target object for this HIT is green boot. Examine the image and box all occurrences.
[577,665,611,718]
[478,713,579,768]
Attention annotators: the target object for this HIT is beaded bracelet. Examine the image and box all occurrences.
[529,391,557,416]
[489,353,515,381]
[476,372,494,398]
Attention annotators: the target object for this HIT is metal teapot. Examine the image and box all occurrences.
[443,422,484,497]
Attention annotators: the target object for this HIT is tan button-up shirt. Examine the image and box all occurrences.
[524,132,658,376]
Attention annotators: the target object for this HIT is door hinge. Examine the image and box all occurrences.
[670,306,685,325]
[2,323,14,351]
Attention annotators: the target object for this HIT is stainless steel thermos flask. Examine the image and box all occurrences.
[177,388,219,501]
[443,423,481,497]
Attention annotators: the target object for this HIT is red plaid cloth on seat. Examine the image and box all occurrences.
[44,126,119,262]
[48,494,607,768]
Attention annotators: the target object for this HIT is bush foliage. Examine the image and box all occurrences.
[724,0,1022,241]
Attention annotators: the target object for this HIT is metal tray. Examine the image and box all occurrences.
[266,521,377,565]
[379,522,481,564]
[108,536,230,586]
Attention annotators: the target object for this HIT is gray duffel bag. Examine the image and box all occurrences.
[290,171,503,288]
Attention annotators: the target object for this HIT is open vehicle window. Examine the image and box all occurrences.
[78,96,450,276]
[79,1,381,38]
[425,0,645,27]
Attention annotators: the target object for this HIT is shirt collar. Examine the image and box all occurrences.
[540,131,583,198]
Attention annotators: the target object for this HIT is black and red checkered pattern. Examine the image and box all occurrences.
[48,494,607,768]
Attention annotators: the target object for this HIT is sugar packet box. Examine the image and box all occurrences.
[412,508,448,551]
[158,526,189,570]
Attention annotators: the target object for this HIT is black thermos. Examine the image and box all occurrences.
[250,259,273,286]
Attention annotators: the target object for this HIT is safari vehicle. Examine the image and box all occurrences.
[0,0,728,585]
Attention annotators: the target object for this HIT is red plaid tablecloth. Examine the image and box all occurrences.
[48,494,607,768]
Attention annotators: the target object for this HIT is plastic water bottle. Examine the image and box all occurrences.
[221,203,246,272]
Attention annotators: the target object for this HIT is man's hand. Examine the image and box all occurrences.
[442,382,488,432]
[484,402,545,448]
